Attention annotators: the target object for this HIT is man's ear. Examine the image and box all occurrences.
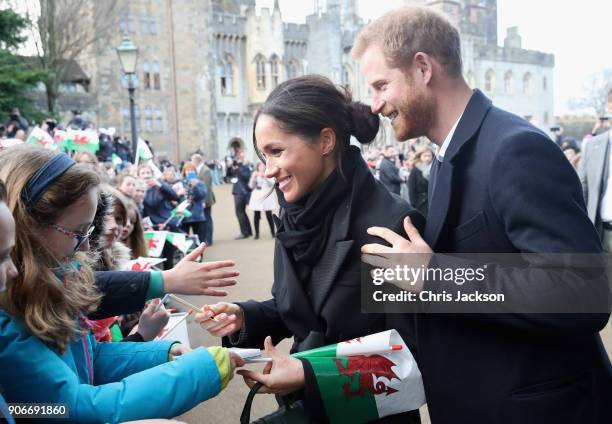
[320,128,337,156]
[413,52,434,86]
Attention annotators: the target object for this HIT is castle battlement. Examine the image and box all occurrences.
[212,12,246,35]
[283,23,309,42]
[478,44,555,67]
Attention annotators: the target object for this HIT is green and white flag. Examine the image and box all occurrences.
[144,231,168,257]
[296,329,425,423]
[170,200,192,219]
[26,127,55,150]
[64,130,99,153]
[137,138,153,160]
[166,232,194,254]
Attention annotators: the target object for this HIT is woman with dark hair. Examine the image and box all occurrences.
[197,75,424,423]
[407,146,434,216]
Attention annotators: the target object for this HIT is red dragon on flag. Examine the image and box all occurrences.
[334,355,400,398]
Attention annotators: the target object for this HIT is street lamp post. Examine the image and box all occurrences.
[116,36,140,163]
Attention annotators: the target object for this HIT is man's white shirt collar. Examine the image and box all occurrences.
[437,114,463,162]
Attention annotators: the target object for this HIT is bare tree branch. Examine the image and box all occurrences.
[24,0,120,113]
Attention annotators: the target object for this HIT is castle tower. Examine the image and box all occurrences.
[306,8,342,83]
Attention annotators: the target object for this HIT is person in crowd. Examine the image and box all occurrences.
[73,150,99,172]
[352,7,610,423]
[117,172,137,199]
[67,110,89,130]
[247,162,277,239]
[97,132,114,163]
[378,145,403,195]
[563,145,581,171]
[89,185,168,343]
[114,135,133,163]
[196,75,424,423]
[140,164,181,269]
[180,163,208,246]
[230,144,253,239]
[4,108,28,136]
[121,201,148,258]
[192,153,216,245]
[399,154,412,203]
[133,178,147,215]
[0,146,244,422]
[407,146,434,216]
[580,88,612,251]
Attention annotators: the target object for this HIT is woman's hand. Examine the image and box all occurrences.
[237,336,305,396]
[137,298,170,341]
[194,302,244,337]
[162,244,239,296]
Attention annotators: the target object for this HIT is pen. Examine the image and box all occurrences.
[154,294,170,312]
[168,294,219,322]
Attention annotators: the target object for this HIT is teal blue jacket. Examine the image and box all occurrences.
[0,310,223,423]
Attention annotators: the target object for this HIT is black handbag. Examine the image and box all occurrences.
[240,382,312,424]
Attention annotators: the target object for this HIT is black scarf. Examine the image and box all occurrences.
[275,147,361,282]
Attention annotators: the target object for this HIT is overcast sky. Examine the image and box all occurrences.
[257,0,612,116]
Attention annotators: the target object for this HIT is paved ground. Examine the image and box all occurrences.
[174,184,612,424]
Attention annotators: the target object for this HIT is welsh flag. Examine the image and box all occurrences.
[53,130,71,150]
[64,130,99,153]
[144,231,168,257]
[294,330,425,423]
[26,127,55,150]
[170,200,192,219]
[137,138,153,160]
[122,257,166,271]
[166,232,194,254]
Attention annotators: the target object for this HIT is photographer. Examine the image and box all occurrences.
[180,163,208,246]
[230,142,253,239]
[4,108,28,137]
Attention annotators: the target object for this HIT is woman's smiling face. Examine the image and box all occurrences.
[255,114,333,203]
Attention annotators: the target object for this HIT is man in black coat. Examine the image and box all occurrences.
[231,146,253,239]
[379,145,403,195]
[355,6,611,424]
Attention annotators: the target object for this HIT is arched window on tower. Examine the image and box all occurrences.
[504,70,513,94]
[255,54,266,90]
[219,55,236,96]
[270,55,280,88]
[285,60,299,80]
[149,16,156,34]
[523,72,533,96]
[140,15,148,34]
[152,61,161,90]
[142,61,151,90]
[485,69,495,93]
[219,60,227,95]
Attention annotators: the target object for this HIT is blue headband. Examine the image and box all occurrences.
[22,153,76,208]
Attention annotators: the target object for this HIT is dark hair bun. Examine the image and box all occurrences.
[348,101,380,145]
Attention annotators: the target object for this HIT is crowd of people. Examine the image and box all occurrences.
[0,5,610,424]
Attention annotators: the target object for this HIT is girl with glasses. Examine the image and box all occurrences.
[0,146,244,422]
